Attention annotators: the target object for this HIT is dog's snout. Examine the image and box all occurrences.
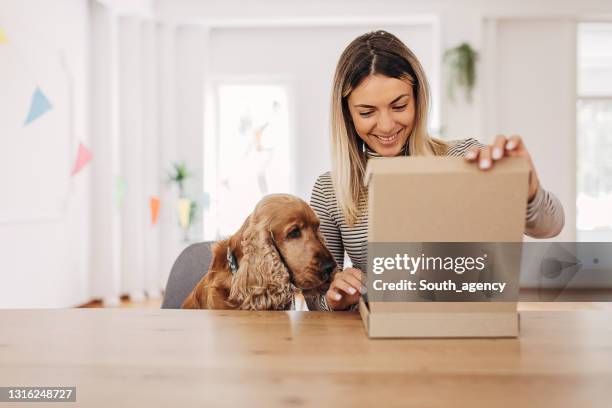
[320,259,337,280]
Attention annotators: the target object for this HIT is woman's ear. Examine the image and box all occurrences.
[227,219,293,310]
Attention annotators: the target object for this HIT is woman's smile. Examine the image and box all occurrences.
[369,128,404,146]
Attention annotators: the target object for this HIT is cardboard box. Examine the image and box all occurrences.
[360,156,529,338]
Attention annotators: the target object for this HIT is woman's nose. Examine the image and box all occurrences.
[376,111,395,134]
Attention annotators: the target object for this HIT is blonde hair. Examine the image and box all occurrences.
[330,30,448,226]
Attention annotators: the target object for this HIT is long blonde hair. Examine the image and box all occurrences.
[330,30,448,226]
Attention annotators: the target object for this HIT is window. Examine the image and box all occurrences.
[203,82,293,239]
[577,23,612,240]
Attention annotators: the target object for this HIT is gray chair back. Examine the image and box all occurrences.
[161,241,213,309]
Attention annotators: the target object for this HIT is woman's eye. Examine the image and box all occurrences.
[287,228,301,239]
[359,111,374,118]
[392,104,408,111]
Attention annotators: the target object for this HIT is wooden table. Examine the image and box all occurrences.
[1,308,611,407]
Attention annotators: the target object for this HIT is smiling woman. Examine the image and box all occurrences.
[330,30,448,229]
[349,76,415,156]
[305,30,565,312]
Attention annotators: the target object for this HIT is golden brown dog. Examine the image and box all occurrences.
[181,194,336,310]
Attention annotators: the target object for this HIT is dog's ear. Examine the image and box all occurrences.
[181,289,201,309]
[227,217,293,310]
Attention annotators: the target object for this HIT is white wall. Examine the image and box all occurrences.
[484,18,578,242]
[155,0,612,242]
[0,0,158,308]
[0,0,90,308]
[90,3,178,305]
[206,23,436,200]
[2,0,611,307]
[175,25,206,239]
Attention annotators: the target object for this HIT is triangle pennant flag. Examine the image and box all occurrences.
[150,196,160,226]
[24,87,52,125]
[0,27,8,44]
[115,177,128,208]
[178,198,191,229]
[71,143,93,176]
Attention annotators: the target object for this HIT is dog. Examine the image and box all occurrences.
[181,194,336,310]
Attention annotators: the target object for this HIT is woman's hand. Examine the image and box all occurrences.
[464,134,540,201]
[325,267,365,311]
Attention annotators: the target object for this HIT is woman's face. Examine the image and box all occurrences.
[347,74,416,157]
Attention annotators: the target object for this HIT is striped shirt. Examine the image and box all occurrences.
[306,138,565,311]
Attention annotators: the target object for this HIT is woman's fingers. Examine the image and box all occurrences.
[345,267,365,284]
[464,146,479,161]
[327,288,343,301]
[492,135,507,160]
[463,134,538,196]
[464,144,494,170]
[506,134,523,151]
[333,276,359,296]
[478,145,492,170]
[343,274,365,294]
[344,268,366,293]
[328,269,363,298]
[326,268,366,310]
[466,134,527,169]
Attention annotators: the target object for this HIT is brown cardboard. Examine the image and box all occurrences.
[360,156,529,338]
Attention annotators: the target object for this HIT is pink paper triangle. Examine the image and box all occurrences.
[71,143,93,176]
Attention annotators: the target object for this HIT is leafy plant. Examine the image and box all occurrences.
[167,162,200,241]
[180,198,200,242]
[444,43,478,102]
[188,200,199,228]
[167,162,189,196]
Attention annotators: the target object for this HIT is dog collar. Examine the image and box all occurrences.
[227,247,239,275]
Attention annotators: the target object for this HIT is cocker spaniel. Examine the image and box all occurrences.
[181,194,336,310]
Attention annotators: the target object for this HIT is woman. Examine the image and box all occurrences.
[306,30,564,311]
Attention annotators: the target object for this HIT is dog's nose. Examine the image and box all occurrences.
[320,259,337,281]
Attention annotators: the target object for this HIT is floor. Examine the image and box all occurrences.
[80,296,163,309]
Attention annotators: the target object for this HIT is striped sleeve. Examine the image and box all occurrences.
[446,137,484,156]
[306,172,342,311]
[309,172,345,268]
[525,185,565,238]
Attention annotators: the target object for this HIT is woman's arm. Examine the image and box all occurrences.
[524,185,565,238]
[306,173,345,311]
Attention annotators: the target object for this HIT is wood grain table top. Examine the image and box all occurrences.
[1,308,611,407]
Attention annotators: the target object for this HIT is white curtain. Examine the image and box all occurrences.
[90,4,205,305]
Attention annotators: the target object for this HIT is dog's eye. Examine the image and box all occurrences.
[287,228,301,239]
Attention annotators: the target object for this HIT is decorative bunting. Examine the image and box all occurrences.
[150,196,160,226]
[24,87,52,125]
[70,143,93,176]
[0,27,7,44]
[115,177,127,208]
[178,198,191,229]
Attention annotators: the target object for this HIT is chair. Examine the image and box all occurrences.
[161,241,213,309]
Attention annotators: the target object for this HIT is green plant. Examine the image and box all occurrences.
[167,162,201,241]
[188,200,199,228]
[180,198,200,242]
[444,43,478,102]
[167,162,190,196]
